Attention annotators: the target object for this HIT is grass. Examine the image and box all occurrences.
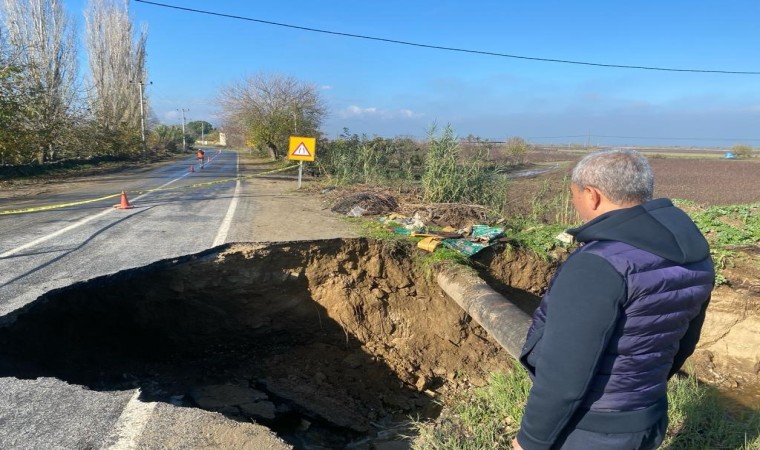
[414,246,472,279]
[411,368,760,450]
[674,200,760,285]
[412,369,530,450]
[348,216,473,278]
[665,373,760,449]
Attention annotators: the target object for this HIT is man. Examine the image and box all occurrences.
[513,149,714,450]
[196,148,205,168]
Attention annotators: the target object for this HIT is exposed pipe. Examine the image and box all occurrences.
[437,267,532,360]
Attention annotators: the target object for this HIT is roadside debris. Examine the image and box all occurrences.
[331,191,399,216]
[379,213,505,256]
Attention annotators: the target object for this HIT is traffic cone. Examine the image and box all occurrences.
[189,164,195,173]
[113,191,134,209]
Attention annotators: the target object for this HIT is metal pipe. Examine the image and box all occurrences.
[437,268,532,360]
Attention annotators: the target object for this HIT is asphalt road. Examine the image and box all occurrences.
[0,151,291,449]
[0,151,240,321]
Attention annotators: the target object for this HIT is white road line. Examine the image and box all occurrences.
[0,173,189,259]
[213,152,240,246]
[103,389,157,450]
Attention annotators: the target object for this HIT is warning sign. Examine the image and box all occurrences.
[288,136,316,161]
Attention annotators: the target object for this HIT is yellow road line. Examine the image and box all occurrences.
[0,164,300,216]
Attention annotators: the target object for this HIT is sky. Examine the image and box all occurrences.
[64,0,760,147]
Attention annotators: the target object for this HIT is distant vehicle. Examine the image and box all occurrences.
[724,152,737,159]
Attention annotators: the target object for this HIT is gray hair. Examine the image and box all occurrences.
[571,149,654,204]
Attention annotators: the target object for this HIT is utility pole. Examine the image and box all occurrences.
[201,122,205,143]
[130,79,152,158]
[177,108,189,151]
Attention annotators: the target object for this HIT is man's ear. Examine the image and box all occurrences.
[586,186,603,211]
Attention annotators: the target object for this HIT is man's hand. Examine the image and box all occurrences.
[512,437,523,449]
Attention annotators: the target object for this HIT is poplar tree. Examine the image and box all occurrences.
[85,0,148,156]
[0,0,78,163]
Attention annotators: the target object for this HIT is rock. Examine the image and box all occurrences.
[239,401,276,420]
[264,377,370,432]
[415,376,428,391]
[343,353,364,369]
[297,419,311,431]
[432,367,447,376]
[189,384,269,409]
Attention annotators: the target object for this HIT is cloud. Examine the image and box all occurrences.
[340,105,378,117]
[338,105,423,119]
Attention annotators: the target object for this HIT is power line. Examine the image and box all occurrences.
[134,0,760,75]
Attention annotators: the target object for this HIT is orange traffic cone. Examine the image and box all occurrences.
[113,191,134,209]
[189,164,195,173]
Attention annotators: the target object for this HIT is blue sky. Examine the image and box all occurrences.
[66,1,760,146]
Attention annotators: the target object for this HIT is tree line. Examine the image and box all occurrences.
[0,0,197,166]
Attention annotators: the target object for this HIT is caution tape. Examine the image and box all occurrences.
[0,164,300,216]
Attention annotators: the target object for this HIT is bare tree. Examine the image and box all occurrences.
[217,73,327,159]
[84,0,147,149]
[0,0,78,163]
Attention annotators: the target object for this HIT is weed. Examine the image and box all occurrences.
[527,176,577,225]
[422,124,509,214]
[664,372,760,449]
[317,129,423,189]
[411,369,760,449]
[412,368,529,450]
[348,217,398,240]
[674,200,760,285]
[505,222,570,261]
[415,247,472,280]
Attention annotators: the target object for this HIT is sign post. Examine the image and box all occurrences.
[288,136,316,189]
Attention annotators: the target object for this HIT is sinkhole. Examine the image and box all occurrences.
[0,238,551,449]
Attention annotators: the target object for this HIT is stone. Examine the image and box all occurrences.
[239,401,276,420]
[189,384,269,409]
[343,353,363,369]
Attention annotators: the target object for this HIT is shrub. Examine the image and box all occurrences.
[422,125,509,213]
[317,129,424,187]
[504,136,530,165]
[731,144,753,158]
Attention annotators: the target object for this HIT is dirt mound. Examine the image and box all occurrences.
[399,203,500,229]
[330,192,399,216]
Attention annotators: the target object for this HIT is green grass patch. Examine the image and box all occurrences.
[412,369,530,450]
[674,200,760,286]
[664,372,760,449]
[414,246,472,279]
[412,369,760,450]
[675,200,760,247]
[506,222,572,261]
[348,217,398,240]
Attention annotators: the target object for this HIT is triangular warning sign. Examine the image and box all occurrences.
[292,142,311,156]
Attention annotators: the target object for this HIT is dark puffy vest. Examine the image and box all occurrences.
[526,240,714,411]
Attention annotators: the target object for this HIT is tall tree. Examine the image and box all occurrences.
[0,31,25,164]
[0,0,78,163]
[84,0,147,153]
[186,120,214,138]
[217,73,327,159]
